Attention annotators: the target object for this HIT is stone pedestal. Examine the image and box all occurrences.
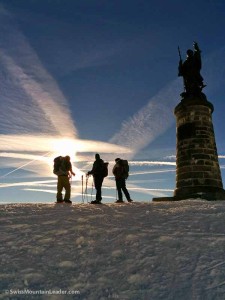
[153,93,225,201]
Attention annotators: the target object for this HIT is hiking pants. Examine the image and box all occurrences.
[116,178,130,201]
[57,175,71,201]
[94,176,104,201]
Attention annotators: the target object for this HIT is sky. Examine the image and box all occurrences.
[0,0,225,203]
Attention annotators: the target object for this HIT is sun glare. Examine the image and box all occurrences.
[52,138,77,161]
[50,138,85,179]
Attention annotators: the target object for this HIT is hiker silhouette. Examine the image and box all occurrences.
[112,158,133,203]
[87,153,105,204]
[54,155,75,204]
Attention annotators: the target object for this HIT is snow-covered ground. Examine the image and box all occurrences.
[1,200,225,300]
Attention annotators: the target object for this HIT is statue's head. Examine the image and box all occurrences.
[186,49,193,57]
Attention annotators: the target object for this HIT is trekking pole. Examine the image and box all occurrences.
[81,175,84,203]
[85,175,89,203]
[91,177,94,202]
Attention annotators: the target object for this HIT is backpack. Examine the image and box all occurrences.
[102,162,109,177]
[53,156,70,175]
[60,158,71,172]
[120,160,129,179]
[53,156,62,175]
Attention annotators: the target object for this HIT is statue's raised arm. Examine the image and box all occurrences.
[193,41,200,52]
[193,41,202,70]
[178,41,206,96]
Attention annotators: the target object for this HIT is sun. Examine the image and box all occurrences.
[52,138,77,162]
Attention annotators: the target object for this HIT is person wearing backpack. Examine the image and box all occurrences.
[87,153,106,204]
[54,155,75,204]
[112,158,133,203]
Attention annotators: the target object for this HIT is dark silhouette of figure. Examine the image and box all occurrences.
[56,155,75,203]
[112,158,133,203]
[178,42,206,96]
[87,153,105,204]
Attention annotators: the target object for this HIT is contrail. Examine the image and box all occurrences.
[128,161,176,166]
[129,187,173,192]
[0,152,50,161]
[0,152,52,178]
[0,7,78,137]
[129,169,175,176]
[109,79,180,155]
[0,180,56,188]
[0,51,77,138]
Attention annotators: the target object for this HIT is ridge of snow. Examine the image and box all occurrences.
[1,200,225,299]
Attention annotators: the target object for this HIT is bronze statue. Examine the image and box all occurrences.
[178,42,206,96]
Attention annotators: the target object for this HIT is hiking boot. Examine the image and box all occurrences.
[91,200,102,204]
[115,200,124,203]
[64,200,72,204]
[127,199,133,202]
[56,200,64,203]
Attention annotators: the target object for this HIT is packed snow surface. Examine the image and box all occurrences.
[1,200,225,300]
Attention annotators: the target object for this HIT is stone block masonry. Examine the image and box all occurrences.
[173,95,225,200]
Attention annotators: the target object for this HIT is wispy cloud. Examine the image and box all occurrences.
[0,180,56,188]
[0,51,77,137]
[110,79,181,154]
[0,152,51,161]
[0,7,78,138]
[128,161,176,166]
[164,155,176,160]
[129,169,175,176]
[129,187,173,192]
[0,136,131,154]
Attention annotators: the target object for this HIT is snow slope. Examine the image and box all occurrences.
[1,200,225,300]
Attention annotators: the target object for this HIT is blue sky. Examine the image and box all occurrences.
[0,0,225,203]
